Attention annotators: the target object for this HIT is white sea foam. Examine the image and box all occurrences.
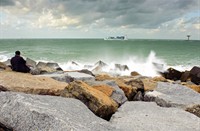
[0,51,11,62]
[59,51,167,77]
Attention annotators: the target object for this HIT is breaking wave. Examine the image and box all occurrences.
[59,51,168,77]
[0,50,195,77]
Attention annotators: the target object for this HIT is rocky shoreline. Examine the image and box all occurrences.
[0,58,200,131]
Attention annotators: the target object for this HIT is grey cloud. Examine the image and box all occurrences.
[2,0,199,29]
[0,0,15,6]
[53,0,198,28]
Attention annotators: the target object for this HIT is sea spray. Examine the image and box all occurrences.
[59,51,167,77]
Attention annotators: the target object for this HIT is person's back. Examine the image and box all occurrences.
[11,51,30,73]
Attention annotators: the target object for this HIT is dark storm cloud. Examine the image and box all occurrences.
[0,0,15,6]
[2,0,199,28]
[50,0,198,28]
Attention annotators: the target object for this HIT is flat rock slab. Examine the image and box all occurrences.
[0,71,67,95]
[144,82,200,109]
[110,101,200,131]
[40,72,95,83]
[66,72,95,81]
[0,92,117,131]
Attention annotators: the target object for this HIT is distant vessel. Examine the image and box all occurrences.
[104,35,128,40]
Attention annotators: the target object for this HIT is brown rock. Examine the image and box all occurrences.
[0,62,11,71]
[152,76,167,82]
[124,78,144,91]
[92,85,114,97]
[95,74,114,81]
[0,62,7,70]
[95,74,137,100]
[130,71,140,76]
[162,68,183,81]
[61,81,118,119]
[189,66,200,85]
[0,71,68,95]
[142,78,157,91]
[180,71,191,82]
[115,79,137,100]
[190,66,200,76]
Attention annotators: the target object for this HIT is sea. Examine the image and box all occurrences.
[0,39,199,76]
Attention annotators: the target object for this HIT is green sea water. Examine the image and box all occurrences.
[0,39,199,76]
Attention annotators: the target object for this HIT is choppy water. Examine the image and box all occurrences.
[0,39,199,76]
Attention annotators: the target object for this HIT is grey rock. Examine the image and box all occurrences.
[190,66,200,84]
[94,60,108,67]
[133,91,144,101]
[66,72,95,81]
[26,58,37,68]
[46,62,63,71]
[0,92,117,131]
[38,72,95,83]
[85,80,127,105]
[78,69,95,76]
[114,64,129,71]
[110,101,200,131]
[144,82,200,109]
[38,72,74,83]
[36,62,63,74]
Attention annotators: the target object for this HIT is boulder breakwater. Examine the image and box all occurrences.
[0,58,200,131]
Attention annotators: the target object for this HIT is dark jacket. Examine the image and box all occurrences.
[11,55,30,73]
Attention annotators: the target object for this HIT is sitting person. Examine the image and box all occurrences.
[11,51,30,73]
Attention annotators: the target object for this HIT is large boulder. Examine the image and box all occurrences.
[61,81,118,120]
[85,80,127,105]
[0,71,68,96]
[144,82,200,117]
[0,92,117,131]
[36,62,63,74]
[180,71,190,82]
[110,101,200,131]
[162,68,183,81]
[190,66,200,85]
[26,58,37,68]
[124,77,144,91]
[115,79,137,100]
[95,74,137,100]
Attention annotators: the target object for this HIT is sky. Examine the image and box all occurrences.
[0,0,199,40]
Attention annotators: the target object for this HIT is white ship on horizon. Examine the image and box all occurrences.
[104,35,128,40]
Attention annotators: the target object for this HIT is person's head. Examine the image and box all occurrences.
[15,51,21,56]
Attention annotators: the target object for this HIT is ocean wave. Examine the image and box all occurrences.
[58,51,168,77]
[0,50,195,77]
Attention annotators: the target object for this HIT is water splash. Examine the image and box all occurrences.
[60,51,167,77]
